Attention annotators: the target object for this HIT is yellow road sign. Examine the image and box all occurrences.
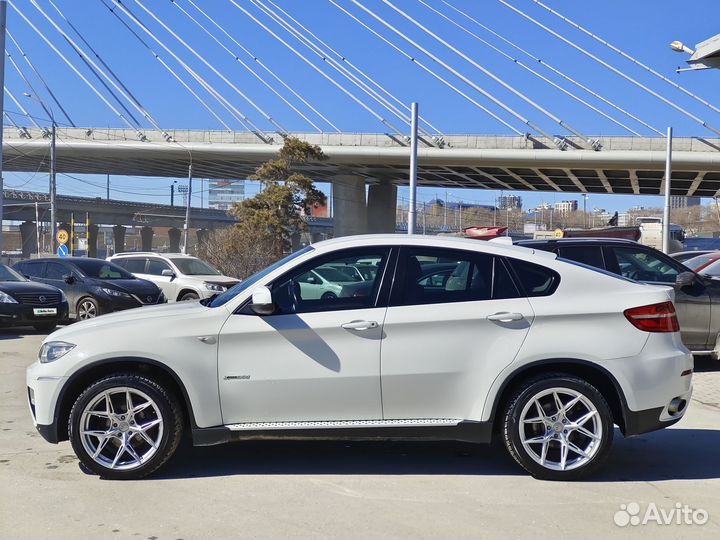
[553,228,564,239]
[56,229,69,245]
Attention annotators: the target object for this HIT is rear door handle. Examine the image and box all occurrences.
[341,320,378,331]
[487,312,524,322]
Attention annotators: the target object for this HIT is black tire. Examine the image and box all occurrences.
[33,322,57,333]
[321,292,337,300]
[179,291,200,302]
[502,373,613,481]
[68,373,184,480]
[76,297,100,320]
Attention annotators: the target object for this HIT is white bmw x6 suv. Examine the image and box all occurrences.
[27,235,693,480]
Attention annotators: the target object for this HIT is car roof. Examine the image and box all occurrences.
[516,238,639,246]
[110,252,193,258]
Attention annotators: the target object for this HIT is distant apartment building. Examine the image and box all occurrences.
[554,200,578,214]
[208,180,245,211]
[670,196,701,208]
[497,194,522,210]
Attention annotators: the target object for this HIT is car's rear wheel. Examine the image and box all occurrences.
[76,298,100,320]
[68,373,184,480]
[321,292,337,300]
[502,374,613,480]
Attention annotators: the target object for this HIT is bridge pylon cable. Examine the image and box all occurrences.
[347,0,559,145]
[251,0,413,139]
[328,0,525,136]
[420,0,640,137]
[6,31,75,128]
[183,0,341,133]
[228,0,406,136]
[531,0,720,117]
[100,0,233,133]
[130,0,287,136]
[264,0,444,138]
[380,0,595,148]
[170,0,324,133]
[5,48,56,126]
[439,1,664,137]
[45,0,172,141]
[108,0,266,140]
[8,0,145,138]
[498,0,720,138]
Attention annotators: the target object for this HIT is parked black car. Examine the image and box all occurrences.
[516,237,720,357]
[0,264,68,332]
[14,257,166,321]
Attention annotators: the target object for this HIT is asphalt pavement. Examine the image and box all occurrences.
[1,329,719,539]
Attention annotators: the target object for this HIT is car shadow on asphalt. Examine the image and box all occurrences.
[153,427,720,482]
[694,356,720,373]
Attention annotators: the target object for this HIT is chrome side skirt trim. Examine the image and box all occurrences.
[226,418,462,431]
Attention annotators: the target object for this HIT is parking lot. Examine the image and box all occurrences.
[0,328,717,539]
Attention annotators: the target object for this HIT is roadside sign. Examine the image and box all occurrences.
[56,229,69,245]
[57,244,69,257]
[553,228,564,239]
[77,238,88,251]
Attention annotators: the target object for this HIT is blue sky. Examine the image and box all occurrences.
[4,0,720,212]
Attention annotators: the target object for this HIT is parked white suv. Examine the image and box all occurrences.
[28,235,692,480]
[108,253,239,302]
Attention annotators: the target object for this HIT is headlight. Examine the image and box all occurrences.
[39,341,75,364]
[0,291,18,304]
[100,287,132,298]
[203,282,226,292]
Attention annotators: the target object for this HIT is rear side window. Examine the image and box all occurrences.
[122,258,147,274]
[21,262,45,278]
[506,258,560,297]
[558,246,605,269]
[394,247,521,306]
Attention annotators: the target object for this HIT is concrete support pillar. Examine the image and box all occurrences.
[140,226,154,252]
[291,231,301,252]
[112,225,126,255]
[19,221,37,258]
[196,229,209,258]
[168,227,181,253]
[87,224,99,258]
[332,175,367,237]
[366,181,397,234]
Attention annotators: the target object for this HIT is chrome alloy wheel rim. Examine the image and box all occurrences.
[518,387,602,472]
[78,301,97,320]
[79,387,164,471]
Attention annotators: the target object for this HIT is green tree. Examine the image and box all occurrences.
[229,136,327,259]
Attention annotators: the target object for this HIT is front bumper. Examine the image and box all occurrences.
[26,361,68,444]
[0,301,69,326]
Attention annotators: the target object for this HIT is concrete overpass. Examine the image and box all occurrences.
[4,128,720,236]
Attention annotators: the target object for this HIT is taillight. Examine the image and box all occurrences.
[624,301,679,333]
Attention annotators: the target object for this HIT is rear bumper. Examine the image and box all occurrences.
[623,385,692,436]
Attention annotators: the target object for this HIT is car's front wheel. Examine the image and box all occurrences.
[68,373,184,480]
[502,374,613,480]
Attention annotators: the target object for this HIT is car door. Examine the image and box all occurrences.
[37,262,80,313]
[217,246,394,425]
[145,258,177,300]
[604,245,711,350]
[380,247,535,421]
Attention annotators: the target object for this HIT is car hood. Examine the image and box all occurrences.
[48,300,209,341]
[0,280,62,295]
[87,278,159,295]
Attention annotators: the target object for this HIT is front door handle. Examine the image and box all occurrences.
[487,312,524,322]
[341,320,378,331]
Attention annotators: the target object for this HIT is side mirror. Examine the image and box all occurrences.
[676,271,696,289]
[63,274,75,285]
[161,269,175,279]
[250,286,275,316]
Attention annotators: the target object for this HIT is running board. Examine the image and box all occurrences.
[226,418,462,431]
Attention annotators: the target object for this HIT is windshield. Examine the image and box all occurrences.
[169,257,221,276]
[73,259,134,280]
[208,246,314,308]
[0,264,25,282]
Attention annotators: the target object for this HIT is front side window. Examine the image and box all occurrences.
[45,262,68,281]
[73,259,132,280]
[146,259,171,276]
[395,248,520,306]
[609,247,679,284]
[271,248,391,314]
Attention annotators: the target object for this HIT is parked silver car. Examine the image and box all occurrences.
[517,238,720,358]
